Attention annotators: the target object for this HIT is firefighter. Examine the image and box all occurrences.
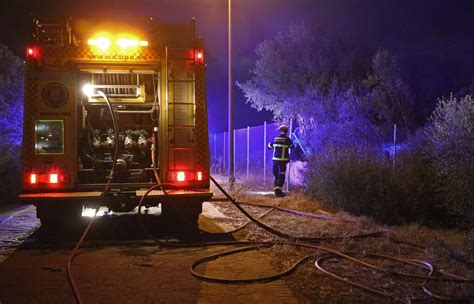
[268,124,294,197]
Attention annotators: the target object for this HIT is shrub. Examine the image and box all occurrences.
[424,95,473,228]
[306,146,437,225]
[304,95,473,229]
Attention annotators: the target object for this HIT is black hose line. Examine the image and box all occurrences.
[199,203,277,235]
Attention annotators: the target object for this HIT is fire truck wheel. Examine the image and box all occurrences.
[36,203,83,228]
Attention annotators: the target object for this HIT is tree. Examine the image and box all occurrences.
[236,22,369,121]
[0,44,24,169]
[237,24,415,146]
[363,49,415,138]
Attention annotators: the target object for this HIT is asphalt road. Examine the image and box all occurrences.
[0,203,299,304]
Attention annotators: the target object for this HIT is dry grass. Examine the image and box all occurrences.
[209,188,474,303]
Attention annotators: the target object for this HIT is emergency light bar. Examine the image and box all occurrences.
[87,35,149,52]
[116,38,149,48]
[87,37,112,51]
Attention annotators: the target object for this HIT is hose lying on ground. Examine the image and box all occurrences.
[134,176,473,302]
[186,176,474,303]
[68,169,474,303]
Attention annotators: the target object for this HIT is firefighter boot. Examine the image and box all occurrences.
[274,187,285,197]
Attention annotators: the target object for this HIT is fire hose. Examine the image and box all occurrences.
[186,176,474,303]
[66,102,473,303]
[133,175,474,303]
[66,91,120,304]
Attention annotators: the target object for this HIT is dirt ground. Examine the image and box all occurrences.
[0,187,473,303]
[0,203,300,304]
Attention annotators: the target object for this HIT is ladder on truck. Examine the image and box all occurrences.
[166,48,197,176]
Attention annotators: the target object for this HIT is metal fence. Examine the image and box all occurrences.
[209,122,304,189]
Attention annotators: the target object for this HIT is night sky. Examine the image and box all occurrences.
[0,0,473,133]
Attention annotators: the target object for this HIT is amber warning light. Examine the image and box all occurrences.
[87,35,149,52]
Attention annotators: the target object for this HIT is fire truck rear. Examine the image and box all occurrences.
[19,17,212,227]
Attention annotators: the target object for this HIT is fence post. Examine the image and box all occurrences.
[233,129,236,178]
[246,126,250,179]
[286,118,293,192]
[263,121,267,185]
[213,133,217,161]
[393,124,397,166]
[223,131,226,172]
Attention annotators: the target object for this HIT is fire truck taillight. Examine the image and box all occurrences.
[49,173,59,184]
[30,173,38,184]
[27,172,67,185]
[26,46,40,59]
[195,49,204,64]
[169,171,204,183]
[177,171,186,182]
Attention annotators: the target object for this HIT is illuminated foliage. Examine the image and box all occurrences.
[0,44,24,169]
[237,22,369,121]
[240,23,472,228]
[425,95,474,227]
[238,23,414,153]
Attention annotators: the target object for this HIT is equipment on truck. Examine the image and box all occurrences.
[19,16,212,227]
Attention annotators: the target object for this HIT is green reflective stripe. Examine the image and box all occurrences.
[273,144,289,147]
[273,156,289,161]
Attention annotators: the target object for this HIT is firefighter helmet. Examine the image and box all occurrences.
[278,124,289,133]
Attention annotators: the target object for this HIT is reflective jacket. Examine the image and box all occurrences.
[268,135,294,162]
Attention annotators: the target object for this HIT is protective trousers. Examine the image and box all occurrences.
[273,161,287,192]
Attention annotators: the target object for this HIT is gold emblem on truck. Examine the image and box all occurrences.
[42,82,69,108]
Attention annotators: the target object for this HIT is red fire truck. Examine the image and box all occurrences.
[19,17,212,227]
